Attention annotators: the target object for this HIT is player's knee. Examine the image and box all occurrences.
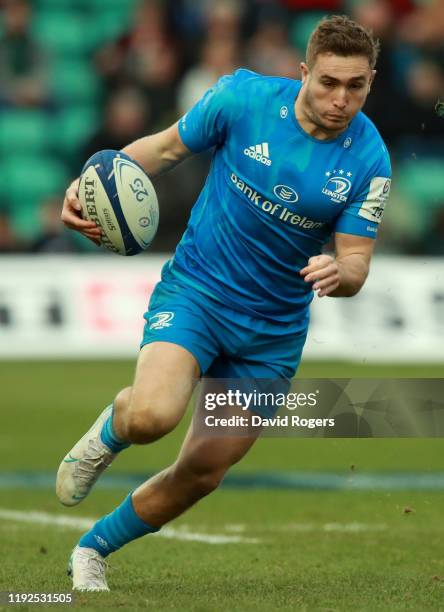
[125,403,177,444]
[111,386,133,439]
[113,386,132,412]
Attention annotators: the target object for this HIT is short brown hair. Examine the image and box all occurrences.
[306,15,380,69]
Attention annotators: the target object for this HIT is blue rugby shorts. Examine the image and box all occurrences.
[140,274,308,416]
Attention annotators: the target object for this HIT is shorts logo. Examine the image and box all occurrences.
[322,170,353,203]
[273,184,299,203]
[149,311,174,330]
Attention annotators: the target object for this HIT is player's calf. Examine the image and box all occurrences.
[171,460,226,501]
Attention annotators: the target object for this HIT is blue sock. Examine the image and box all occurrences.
[78,493,159,557]
[100,405,131,453]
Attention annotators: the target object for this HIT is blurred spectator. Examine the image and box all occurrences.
[245,18,301,77]
[0,0,442,255]
[394,59,444,156]
[177,38,240,114]
[152,156,211,251]
[82,87,151,166]
[420,207,444,255]
[0,0,49,108]
[167,0,245,83]
[280,0,341,9]
[31,197,89,253]
[350,0,403,146]
[203,0,244,43]
[0,212,22,253]
[95,0,179,127]
[170,0,244,42]
[399,0,444,48]
[352,0,395,40]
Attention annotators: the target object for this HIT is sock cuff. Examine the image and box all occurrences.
[100,405,130,453]
[78,492,160,557]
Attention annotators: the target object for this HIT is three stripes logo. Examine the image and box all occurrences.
[243,142,272,166]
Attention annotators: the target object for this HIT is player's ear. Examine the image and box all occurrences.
[300,62,309,83]
[368,69,376,92]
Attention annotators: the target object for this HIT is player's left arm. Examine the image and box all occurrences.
[301,142,392,297]
[300,234,374,298]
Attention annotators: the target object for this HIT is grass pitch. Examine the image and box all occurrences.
[2,489,444,611]
[1,360,444,610]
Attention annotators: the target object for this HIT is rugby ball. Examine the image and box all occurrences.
[79,150,159,255]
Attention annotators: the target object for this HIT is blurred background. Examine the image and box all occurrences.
[0,0,443,255]
[0,0,443,363]
[1,3,444,604]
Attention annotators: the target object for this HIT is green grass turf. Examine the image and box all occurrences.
[1,360,444,609]
[2,488,444,610]
[1,360,444,473]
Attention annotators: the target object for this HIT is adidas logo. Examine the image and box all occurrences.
[243,143,272,166]
[94,535,109,550]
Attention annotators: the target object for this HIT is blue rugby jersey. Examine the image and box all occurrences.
[169,68,391,324]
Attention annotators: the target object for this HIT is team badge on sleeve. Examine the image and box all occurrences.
[358,177,391,223]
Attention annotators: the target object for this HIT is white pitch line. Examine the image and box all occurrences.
[160,528,258,544]
[0,509,259,545]
[0,510,386,538]
[283,522,387,533]
[224,524,247,533]
[322,522,386,533]
[0,509,93,530]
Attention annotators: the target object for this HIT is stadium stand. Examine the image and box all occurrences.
[0,0,443,252]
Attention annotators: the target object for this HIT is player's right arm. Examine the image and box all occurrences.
[122,122,192,177]
[60,122,193,244]
[62,71,240,243]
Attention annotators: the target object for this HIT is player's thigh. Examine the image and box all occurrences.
[129,341,200,425]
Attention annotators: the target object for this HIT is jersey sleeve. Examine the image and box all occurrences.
[334,146,392,239]
[178,72,240,153]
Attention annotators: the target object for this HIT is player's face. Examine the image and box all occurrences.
[300,53,375,135]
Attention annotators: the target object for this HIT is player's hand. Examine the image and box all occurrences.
[60,178,102,246]
[300,254,340,297]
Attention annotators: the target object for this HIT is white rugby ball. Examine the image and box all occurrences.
[79,149,159,255]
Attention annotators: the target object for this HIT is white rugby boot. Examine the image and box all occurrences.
[68,546,110,592]
[56,406,117,506]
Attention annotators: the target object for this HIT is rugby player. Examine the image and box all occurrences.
[58,15,391,591]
